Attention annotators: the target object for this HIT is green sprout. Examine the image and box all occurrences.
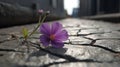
[22,10,50,41]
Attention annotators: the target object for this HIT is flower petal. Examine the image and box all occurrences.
[51,22,63,34]
[40,35,50,47]
[40,23,50,35]
[51,41,64,48]
[54,30,68,41]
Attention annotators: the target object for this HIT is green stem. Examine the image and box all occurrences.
[27,14,47,38]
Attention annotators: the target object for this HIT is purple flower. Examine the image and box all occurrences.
[40,22,68,48]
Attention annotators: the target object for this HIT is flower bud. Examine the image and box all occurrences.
[38,9,44,14]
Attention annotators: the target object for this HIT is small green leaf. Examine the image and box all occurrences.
[22,28,29,39]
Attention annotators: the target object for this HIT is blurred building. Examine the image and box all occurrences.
[0,0,65,28]
[79,0,120,17]
[72,8,79,17]
[0,0,65,17]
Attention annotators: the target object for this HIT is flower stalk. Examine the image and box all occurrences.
[23,10,49,40]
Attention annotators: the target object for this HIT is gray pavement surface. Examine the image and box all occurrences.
[0,18,120,67]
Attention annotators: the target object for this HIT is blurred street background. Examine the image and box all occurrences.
[0,0,120,28]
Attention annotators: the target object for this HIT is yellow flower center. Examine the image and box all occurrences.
[50,34,55,40]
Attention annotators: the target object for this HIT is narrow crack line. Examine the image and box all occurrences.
[99,38,120,40]
[82,36,95,40]
[80,28,100,30]
[29,42,101,62]
[91,45,120,53]
[77,34,90,36]
[0,48,16,52]
[77,33,103,36]
[68,34,78,36]
[64,42,70,44]
[89,32,105,35]
[82,36,101,42]
[0,48,23,52]
[78,44,120,53]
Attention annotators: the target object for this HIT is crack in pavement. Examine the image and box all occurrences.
[75,44,120,54]
[0,48,23,52]
[29,42,120,64]
[29,42,102,62]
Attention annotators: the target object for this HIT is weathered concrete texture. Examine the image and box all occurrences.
[10,46,65,67]
[0,18,120,67]
[9,45,120,67]
[67,36,91,44]
[46,45,120,62]
[95,40,120,52]
[49,62,120,67]
[65,27,80,36]
[78,28,106,36]
[85,32,120,40]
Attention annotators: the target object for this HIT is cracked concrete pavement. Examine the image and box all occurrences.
[0,18,120,67]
